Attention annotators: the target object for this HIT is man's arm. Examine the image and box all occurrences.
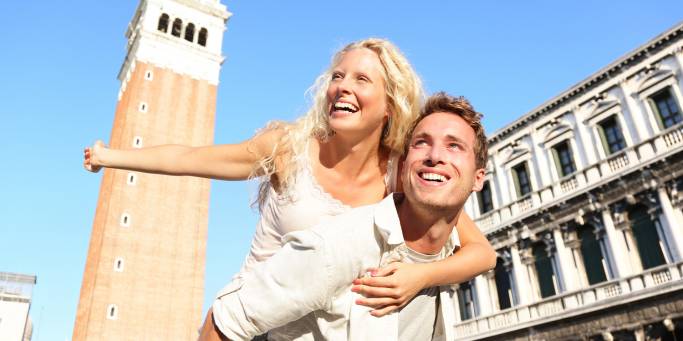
[207,230,332,341]
[198,309,229,341]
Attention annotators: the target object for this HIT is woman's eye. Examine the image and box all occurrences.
[331,72,343,80]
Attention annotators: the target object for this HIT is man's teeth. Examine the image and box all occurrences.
[334,102,358,112]
[420,173,446,182]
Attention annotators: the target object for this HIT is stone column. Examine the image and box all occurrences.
[484,271,499,311]
[657,186,683,261]
[634,326,645,341]
[510,243,533,305]
[552,226,580,291]
[563,227,587,287]
[474,274,493,316]
[601,207,633,278]
[541,232,564,293]
[452,284,462,323]
[520,244,540,302]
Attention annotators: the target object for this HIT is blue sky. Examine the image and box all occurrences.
[1,0,680,339]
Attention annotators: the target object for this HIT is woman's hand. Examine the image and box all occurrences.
[84,140,106,173]
[351,262,428,317]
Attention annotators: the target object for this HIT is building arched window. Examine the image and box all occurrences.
[456,280,476,320]
[184,23,195,42]
[198,28,208,47]
[532,242,556,298]
[172,18,182,37]
[628,204,666,269]
[493,258,513,310]
[157,13,169,33]
[577,224,607,285]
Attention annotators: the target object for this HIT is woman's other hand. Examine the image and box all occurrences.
[84,140,105,173]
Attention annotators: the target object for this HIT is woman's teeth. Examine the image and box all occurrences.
[334,102,358,113]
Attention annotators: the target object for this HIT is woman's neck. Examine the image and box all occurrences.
[317,132,389,179]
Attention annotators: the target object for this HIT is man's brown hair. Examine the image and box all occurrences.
[406,92,488,169]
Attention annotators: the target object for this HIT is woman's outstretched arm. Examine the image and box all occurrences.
[352,211,496,316]
[83,127,287,180]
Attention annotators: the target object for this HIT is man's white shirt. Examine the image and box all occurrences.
[212,194,460,341]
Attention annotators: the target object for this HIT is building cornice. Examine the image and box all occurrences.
[489,21,683,145]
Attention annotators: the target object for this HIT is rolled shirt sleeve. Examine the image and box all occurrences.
[212,229,331,340]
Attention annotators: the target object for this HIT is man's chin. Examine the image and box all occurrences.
[412,200,455,214]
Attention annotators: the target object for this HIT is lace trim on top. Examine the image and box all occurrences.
[293,140,399,211]
[301,152,352,211]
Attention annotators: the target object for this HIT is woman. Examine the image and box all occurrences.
[84,38,495,324]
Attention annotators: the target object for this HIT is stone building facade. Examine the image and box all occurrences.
[456,22,683,340]
[0,272,36,341]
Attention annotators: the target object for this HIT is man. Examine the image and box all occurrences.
[200,92,491,341]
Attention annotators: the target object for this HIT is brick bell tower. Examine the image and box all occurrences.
[73,1,230,340]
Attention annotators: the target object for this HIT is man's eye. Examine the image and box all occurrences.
[413,139,427,146]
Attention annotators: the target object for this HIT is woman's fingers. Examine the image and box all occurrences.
[370,305,400,317]
[352,282,398,298]
[355,296,399,309]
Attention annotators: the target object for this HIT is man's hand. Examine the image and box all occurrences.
[351,262,428,317]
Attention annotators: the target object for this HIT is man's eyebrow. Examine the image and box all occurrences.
[445,134,471,148]
[412,132,430,139]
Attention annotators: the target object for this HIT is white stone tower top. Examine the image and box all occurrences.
[118,0,231,87]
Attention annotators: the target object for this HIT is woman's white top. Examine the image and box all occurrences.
[235,144,399,278]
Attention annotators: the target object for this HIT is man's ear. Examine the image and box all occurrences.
[471,168,486,192]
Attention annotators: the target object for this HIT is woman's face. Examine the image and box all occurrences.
[326,48,389,140]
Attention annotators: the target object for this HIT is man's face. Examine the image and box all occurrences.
[401,112,485,212]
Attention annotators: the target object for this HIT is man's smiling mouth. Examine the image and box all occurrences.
[419,172,447,182]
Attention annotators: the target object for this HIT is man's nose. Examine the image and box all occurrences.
[425,145,444,165]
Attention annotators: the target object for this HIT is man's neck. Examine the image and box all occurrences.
[396,197,461,255]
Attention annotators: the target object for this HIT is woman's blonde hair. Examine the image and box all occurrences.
[252,38,424,208]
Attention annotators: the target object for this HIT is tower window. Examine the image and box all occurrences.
[133,136,143,148]
[157,14,169,33]
[120,213,131,227]
[114,257,125,272]
[139,102,147,113]
[145,70,153,80]
[106,304,118,320]
[597,116,626,155]
[649,88,682,129]
[127,173,137,186]
[198,28,208,47]
[172,18,182,37]
[184,23,195,42]
[551,141,576,177]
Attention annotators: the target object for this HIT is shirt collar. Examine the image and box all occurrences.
[374,193,461,253]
